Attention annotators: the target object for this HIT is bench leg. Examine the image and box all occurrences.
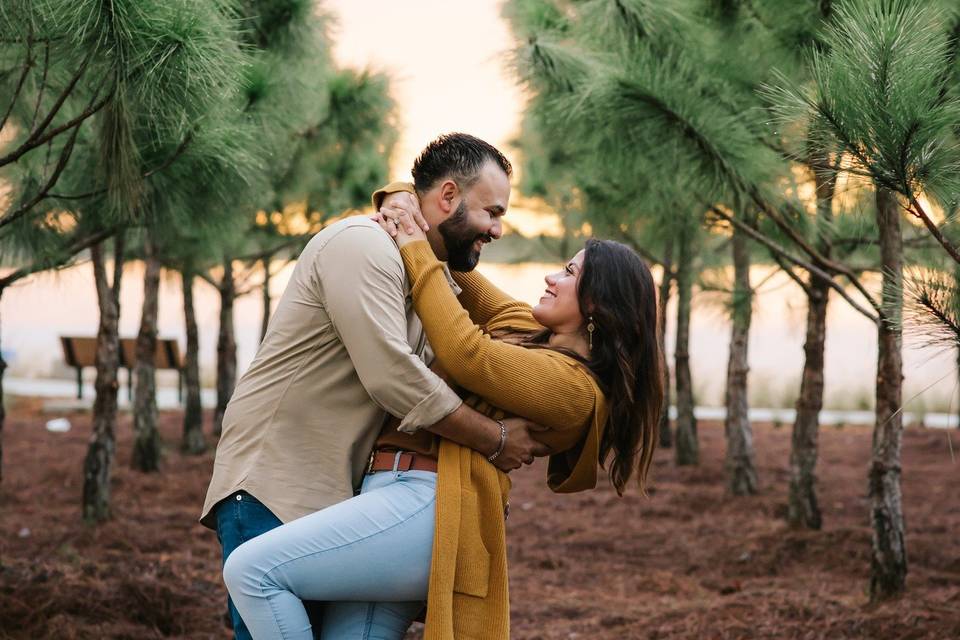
[127,367,133,402]
[76,367,83,400]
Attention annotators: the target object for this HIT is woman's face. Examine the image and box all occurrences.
[532,250,586,333]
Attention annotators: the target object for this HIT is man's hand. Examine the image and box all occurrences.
[421,405,552,474]
[490,417,552,472]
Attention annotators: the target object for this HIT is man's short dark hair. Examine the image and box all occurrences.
[412,133,512,194]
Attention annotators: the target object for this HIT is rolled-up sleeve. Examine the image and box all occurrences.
[315,223,462,432]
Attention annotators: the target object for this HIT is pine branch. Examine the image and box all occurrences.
[0,94,109,169]
[48,134,195,201]
[46,188,107,201]
[0,51,102,168]
[197,270,219,290]
[749,191,881,315]
[142,132,193,179]
[834,236,936,250]
[0,120,82,232]
[30,41,50,130]
[770,250,813,297]
[0,225,116,291]
[615,228,676,276]
[903,269,960,348]
[918,295,960,340]
[0,33,33,134]
[905,193,960,265]
[233,263,261,296]
[709,206,879,322]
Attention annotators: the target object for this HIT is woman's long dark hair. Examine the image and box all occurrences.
[502,239,663,495]
[578,239,663,495]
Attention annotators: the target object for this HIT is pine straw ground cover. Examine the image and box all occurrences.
[1,399,957,639]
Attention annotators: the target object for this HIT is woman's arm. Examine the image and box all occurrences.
[400,240,597,439]
[451,270,540,333]
[371,181,416,210]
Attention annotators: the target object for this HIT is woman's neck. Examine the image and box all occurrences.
[547,331,590,359]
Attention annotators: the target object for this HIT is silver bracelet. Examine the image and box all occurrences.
[487,419,507,462]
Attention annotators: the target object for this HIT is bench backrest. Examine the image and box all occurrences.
[61,336,183,370]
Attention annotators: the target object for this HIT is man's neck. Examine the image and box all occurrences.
[425,227,447,262]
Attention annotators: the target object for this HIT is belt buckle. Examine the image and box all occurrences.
[366,450,377,474]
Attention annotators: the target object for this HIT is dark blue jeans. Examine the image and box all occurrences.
[215,492,323,639]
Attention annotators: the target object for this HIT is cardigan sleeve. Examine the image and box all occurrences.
[451,270,541,333]
[371,180,416,210]
[399,241,596,442]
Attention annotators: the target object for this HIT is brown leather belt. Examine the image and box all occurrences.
[367,449,438,474]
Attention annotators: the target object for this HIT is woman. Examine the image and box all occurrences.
[223,188,663,639]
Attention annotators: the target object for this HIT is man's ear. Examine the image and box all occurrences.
[437,179,460,214]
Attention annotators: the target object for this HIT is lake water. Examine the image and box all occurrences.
[3,255,958,417]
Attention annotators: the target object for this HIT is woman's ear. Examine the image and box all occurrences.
[582,297,596,315]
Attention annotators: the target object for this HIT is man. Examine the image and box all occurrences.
[200,133,547,638]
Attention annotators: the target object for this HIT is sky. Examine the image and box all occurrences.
[326,0,525,181]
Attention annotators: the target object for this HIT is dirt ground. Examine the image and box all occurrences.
[1,399,958,639]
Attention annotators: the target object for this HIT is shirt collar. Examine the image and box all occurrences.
[441,263,462,296]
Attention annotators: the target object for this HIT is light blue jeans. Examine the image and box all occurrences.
[222,469,436,639]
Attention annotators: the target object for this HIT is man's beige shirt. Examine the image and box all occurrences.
[200,216,462,528]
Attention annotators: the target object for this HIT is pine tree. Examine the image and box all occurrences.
[768,0,960,600]
[0,0,251,494]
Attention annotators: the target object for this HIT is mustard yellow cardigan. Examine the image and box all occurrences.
[398,240,609,640]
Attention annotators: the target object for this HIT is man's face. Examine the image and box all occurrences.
[438,161,511,272]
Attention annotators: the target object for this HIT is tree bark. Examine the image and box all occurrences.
[674,226,698,466]
[657,240,674,448]
[214,258,237,435]
[789,282,828,528]
[0,291,7,484]
[260,254,272,343]
[181,268,205,454]
[724,223,758,494]
[869,187,907,600]
[82,234,124,521]
[131,235,162,472]
[788,157,836,529]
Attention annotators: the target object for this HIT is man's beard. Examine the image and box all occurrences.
[438,199,490,272]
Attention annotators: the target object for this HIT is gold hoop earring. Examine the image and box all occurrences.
[587,316,595,350]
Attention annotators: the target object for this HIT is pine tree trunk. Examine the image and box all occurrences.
[724,224,757,494]
[674,226,698,466]
[956,264,960,430]
[131,236,162,472]
[260,254,272,343]
[789,282,828,529]
[788,158,836,530]
[82,235,124,521]
[658,240,674,448]
[181,268,205,454]
[869,187,907,600]
[214,258,237,435]
[0,291,7,484]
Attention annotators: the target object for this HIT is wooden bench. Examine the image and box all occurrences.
[60,336,184,402]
